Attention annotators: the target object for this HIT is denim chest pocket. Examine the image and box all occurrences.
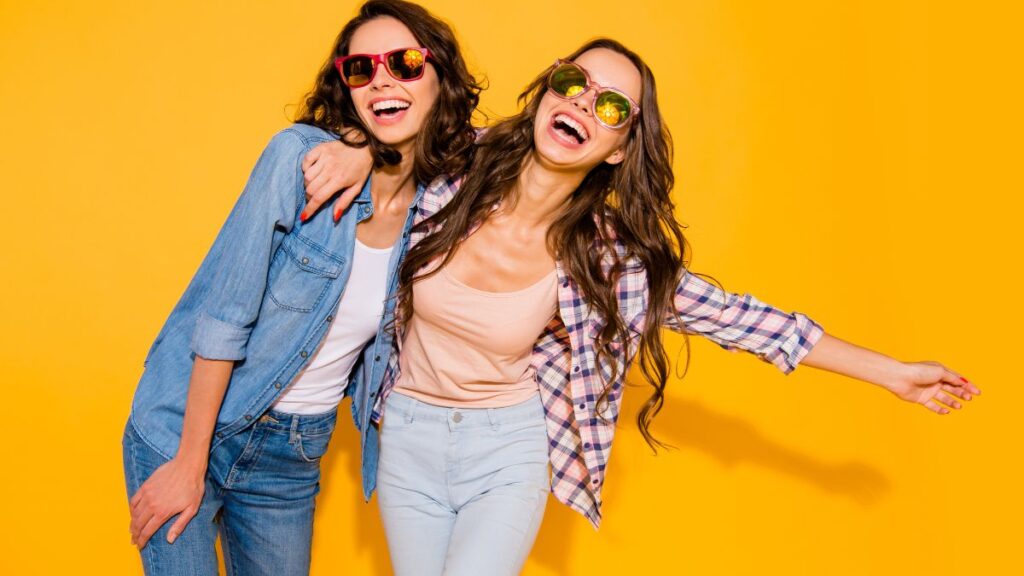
[267,234,345,313]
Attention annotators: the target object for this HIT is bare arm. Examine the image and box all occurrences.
[128,357,233,549]
[800,333,981,414]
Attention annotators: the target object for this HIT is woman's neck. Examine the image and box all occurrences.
[502,153,587,229]
[370,142,417,213]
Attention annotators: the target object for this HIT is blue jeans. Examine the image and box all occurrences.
[377,392,550,576]
[121,408,337,575]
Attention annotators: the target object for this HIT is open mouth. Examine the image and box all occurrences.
[551,113,590,145]
[371,98,412,119]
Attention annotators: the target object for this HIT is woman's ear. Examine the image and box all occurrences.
[604,148,625,165]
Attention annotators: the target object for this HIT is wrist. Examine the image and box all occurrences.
[878,359,914,392]
[172,450,209,476]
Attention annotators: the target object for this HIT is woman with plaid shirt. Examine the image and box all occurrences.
[305,38,979,576]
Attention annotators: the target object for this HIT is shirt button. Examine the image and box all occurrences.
[579,403,586,410]
[244,414,253,421]
[300,351,308,358]
[274,382,282,389]
[592,478,599,485]
[452,412,463,423]
[573,366,581,373]
[374,355,381,361]
[301,257,310,265]
[216,432,224,438]
[326,315,333,322]
[584,442,591,449]
[562,281,569,288]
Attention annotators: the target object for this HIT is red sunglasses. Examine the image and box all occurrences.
[334,47,432,88]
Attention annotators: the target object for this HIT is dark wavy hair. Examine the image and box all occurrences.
[396,38,692,449]
[295,0,482,183]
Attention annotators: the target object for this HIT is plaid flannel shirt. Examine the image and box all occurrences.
[372,174,825,528]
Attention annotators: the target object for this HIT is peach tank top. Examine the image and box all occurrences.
[392,264,558,408]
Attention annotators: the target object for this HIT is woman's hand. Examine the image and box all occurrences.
[301,139,374,223]
[129,457,205,549]
[884,361,982,414]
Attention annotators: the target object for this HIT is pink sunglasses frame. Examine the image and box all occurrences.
[546,59,641,129]
[334,47,432,88]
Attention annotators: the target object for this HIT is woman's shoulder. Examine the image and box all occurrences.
[269,124,340,150]
[420,172,466,215]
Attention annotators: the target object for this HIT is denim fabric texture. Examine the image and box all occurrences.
[122,409,337,576]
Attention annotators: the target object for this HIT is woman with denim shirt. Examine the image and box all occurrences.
[121,2,482,574]
[304,39,980,575]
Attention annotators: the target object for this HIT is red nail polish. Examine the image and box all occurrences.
[334,208,342,222]
[960,376,969,384]
[300,211,308,222]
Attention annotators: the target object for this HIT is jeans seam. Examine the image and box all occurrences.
[507,484,547,575]
[220,513,241,576]
[128,432,161,575]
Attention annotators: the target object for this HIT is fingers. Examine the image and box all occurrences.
[301,145,322,172]
[129,505,153,545]
[924,399,950,415]
[935,365,982,396]
[332,177,368,222]
[166,505,198,544]
[129,486,143,510]
[300,174,332,222]
[303,160,324,195]
[932,391,962,410]
[960,377,982,396]
[941,384,973,401]
[135,513,169,550]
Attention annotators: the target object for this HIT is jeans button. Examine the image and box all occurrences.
[452,412,463,423]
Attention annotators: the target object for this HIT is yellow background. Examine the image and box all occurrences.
[1,1,1020,574]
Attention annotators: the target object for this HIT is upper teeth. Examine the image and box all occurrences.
[555,113,589,141]
[373,99,411,112]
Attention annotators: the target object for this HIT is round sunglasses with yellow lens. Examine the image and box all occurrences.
[546,61,639,129]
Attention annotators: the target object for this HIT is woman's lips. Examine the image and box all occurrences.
[547,115,584,149]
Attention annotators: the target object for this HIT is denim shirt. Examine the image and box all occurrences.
[128,124,420,498]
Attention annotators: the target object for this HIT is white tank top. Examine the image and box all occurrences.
[273,238,394,414]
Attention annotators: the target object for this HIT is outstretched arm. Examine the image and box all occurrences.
[801,333,980,414]
[661,270,980,413]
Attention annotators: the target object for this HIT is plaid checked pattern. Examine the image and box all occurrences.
[372,175,825,528]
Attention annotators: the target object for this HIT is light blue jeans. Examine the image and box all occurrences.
[377,392,551,576]
[121,408,337,575]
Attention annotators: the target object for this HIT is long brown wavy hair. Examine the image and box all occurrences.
[396,38,691,449]
[295,0,482,184]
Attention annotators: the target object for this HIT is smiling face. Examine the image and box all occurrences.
[346,16,440,153]
[533,48,642,172]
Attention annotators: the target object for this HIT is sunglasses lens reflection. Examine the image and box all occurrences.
[594,91,631,127]
[549,64,588,98]
[342,56,374,87]
[386,49,427,80]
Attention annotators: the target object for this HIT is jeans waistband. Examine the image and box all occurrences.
[262,406,338,435]
[386,391,545,429]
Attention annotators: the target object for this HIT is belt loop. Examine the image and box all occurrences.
[289,413,300,443]
[487,407,499,431]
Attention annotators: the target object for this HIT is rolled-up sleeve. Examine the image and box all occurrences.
[662,270,825,373]
[189,129,306,361]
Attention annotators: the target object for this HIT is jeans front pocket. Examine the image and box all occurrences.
[295,429,334,463]
[267,234,344,313]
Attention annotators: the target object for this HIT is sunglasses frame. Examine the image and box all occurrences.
[334,47,432,88]
[546,59,641,129]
